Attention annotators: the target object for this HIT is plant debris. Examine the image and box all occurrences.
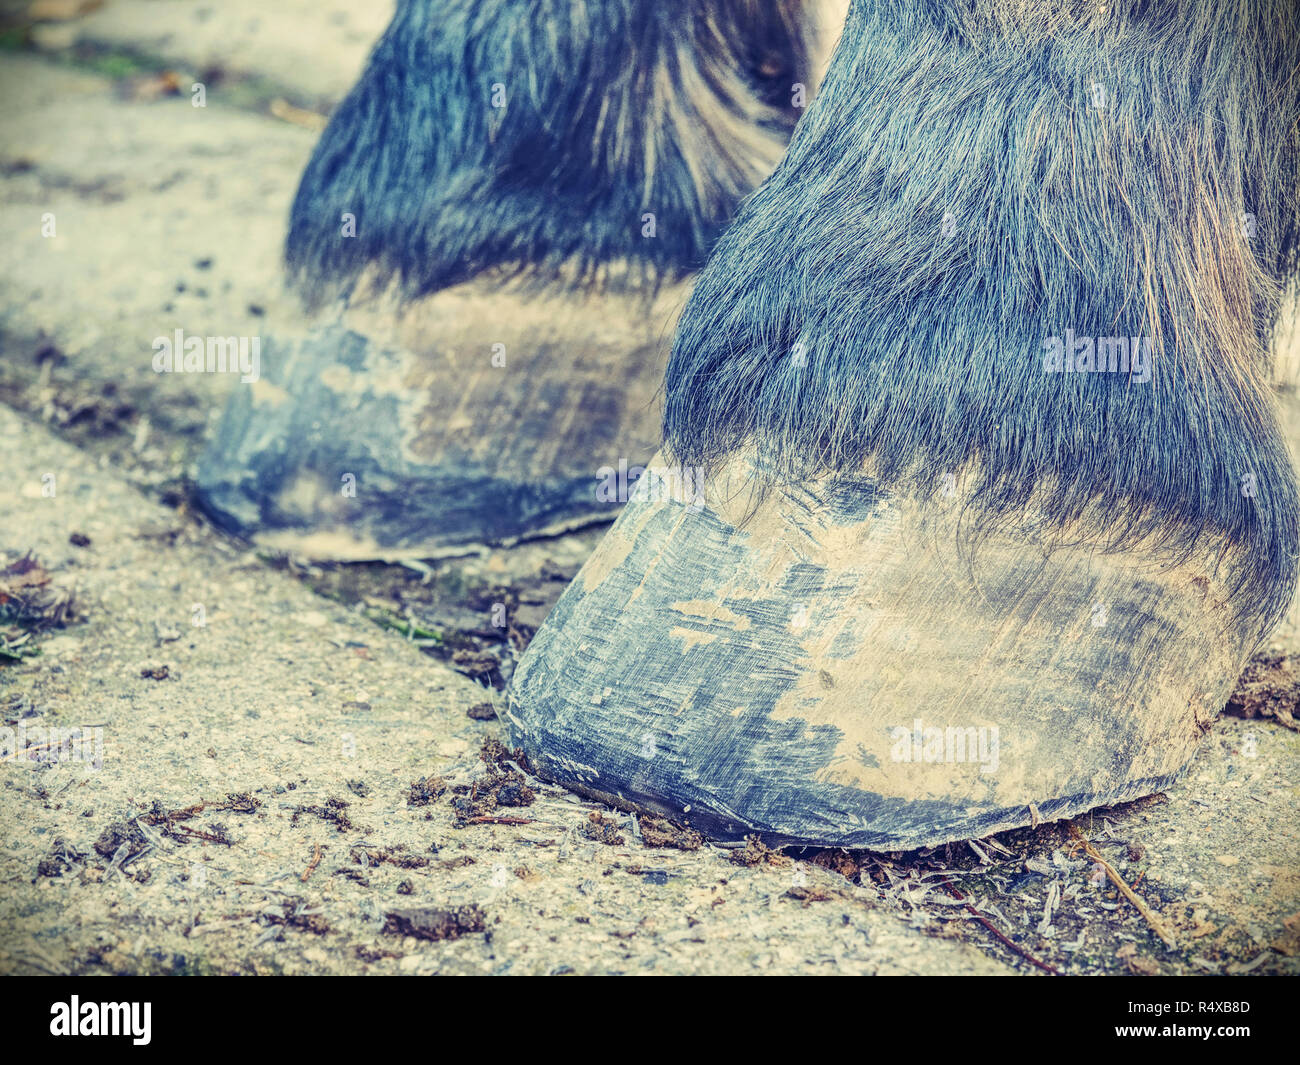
[36,837,85,878]
[0,552,80,660]
[581,811,625,846]
[450,648,501,681]
[350,844,430,870]
[1223,652,1299,730]
[135,793,261,845]
[729,836,791,868]
[1069,825,1176,949]
[449,739,535,825]
[93,821,149,864]
[262,899,330,936]
[382,905,486,942]
[807,849,861,879]
[291,797,363,834]
[637,814,702,851]
[786,883,837,903]
[407,775,447,807]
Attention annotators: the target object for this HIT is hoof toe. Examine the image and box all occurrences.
[508,454,1255,850]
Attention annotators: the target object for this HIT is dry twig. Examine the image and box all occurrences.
[1069,825,1175,950]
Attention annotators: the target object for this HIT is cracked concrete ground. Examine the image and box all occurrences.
[0,404,1013,976]
[0,2,1297,976]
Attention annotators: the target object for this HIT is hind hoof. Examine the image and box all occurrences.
[195,280,685,559]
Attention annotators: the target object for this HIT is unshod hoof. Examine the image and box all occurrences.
[507,453,1259,850]
[196,279,686,559]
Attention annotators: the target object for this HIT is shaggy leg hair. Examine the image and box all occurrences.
[287,0,812,306]
[664,0,1300,641]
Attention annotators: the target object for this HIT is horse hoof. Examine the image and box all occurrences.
[506,453,1261,850]
[195,280,685,558]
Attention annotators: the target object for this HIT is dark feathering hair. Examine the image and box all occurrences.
[664,0,1300,641]
[286,0,811,306]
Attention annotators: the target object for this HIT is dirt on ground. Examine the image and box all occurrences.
[0,0,1297,977]
[1224,653,1299,731]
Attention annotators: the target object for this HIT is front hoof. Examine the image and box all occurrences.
[507,455,1256,850]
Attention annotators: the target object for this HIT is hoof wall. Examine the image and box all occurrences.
[196,282,682,558]
[508,455,1253,850]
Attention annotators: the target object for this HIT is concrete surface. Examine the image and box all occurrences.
[26,0,392,109]
[0,3,1296,977]
[0,404,1012,975]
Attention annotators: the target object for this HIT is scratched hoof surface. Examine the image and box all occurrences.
[507,453,1258,850]
[196,280,686,558]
